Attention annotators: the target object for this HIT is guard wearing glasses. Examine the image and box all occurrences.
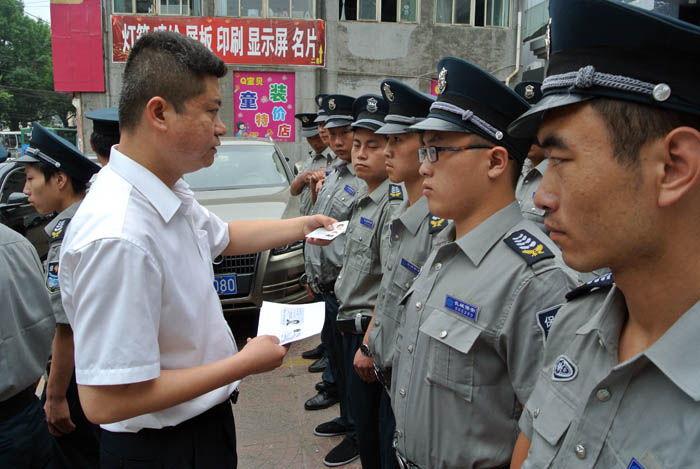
[16,122,101,467]
[389,57,578,468]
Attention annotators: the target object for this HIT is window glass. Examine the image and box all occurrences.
[455,0,470,23]
[399,0,416,21]
[269,0,291,16]
[486,0,509,26]
[216,0,239,15]
[136,0,153,13]
[436,0,452,23]
[113,0,132,13]
[359,0,377,20]
[381,0,396,21]
[189,0,201,15]
[292,0,313,18]
[160,0,179,14]
[241,0,262,16]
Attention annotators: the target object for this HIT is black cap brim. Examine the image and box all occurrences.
[314,114,328,123]
[302,128,320,137]
[375,122,413,134]
[350,119,384,131]
[508,93,594,138]
[324,118,354,129]
[15,154,41,163]
[409,117,470,133]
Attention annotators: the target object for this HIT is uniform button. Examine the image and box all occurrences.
[327,194,331,198]
[407,344,414,353]
[404,282,410,289]
[393,234,399,241]
[341,197,345,201]
[395,430,402,438]
[434,262,442,271]
[574,444,586,459]
[374,320,380,326]
[399,388,406,397]
[530,208,538,212]
[359,236,363,241]
[415,302,422,310]
[440,330,448,339]
[533,408,540,418]
[338,274,342,279]
[595,388,611,402]
[388,264,392,271]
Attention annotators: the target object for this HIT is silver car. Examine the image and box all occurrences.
[182,138,310,322]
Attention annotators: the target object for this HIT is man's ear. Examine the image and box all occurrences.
[144,96,170,133]
[54,171,69,190]
[658,126,700,208]
[485,146,509,180]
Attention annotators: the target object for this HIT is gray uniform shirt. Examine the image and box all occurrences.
[334,178,393,322]
[520,283,700,469]
[391,202,578,468]
[298,150,333,216]
[43,200,81,324]
[304,160,362,286]
[368,195,448,370]
[0,224,55,401]
[516,158,548,234]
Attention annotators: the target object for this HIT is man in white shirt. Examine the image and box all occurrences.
[59,31,334,469]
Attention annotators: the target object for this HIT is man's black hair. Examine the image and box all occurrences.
[90,131,119,161]
[119,31,227,131]
[30,162,87,195]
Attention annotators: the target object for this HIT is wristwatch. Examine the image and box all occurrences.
[360,343,372,358]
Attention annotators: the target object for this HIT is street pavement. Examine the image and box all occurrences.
[235,333,362,469]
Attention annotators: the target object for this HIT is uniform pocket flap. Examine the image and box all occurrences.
[531,389,576,446]
[420,308,481,355]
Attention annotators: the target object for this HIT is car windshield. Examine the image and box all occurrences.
[183,143,289,191]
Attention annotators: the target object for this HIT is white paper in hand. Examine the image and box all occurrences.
[257,301,326,345]
[305,221,349,241]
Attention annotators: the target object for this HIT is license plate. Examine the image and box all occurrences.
[214,274,237,295]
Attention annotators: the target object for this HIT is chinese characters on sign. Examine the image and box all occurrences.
[234,72,296,142]
[430,79,439,97]
[112,16,325,66]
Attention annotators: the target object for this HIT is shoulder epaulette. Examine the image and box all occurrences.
[389,184,404,201]
[428,215,447,234]
[49,218,71,243]
[503,229,555,266]
[565,272,614,301]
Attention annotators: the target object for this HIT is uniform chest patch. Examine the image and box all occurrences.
[445,295,478,322]
[429,215,447,234]
[344,185,356,196]
[51,218,71,241]
[552,355,578,382]
[628,459,645,469]
[46,262,60,293]
[537,305,562,342]
[504,229,554,266]
[360,217,374,228]
[389,184,404,200]
[400,258,420,276]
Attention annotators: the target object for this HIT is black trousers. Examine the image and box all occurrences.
[343,333,399,469]
[100,400,237,469]
[41,371,100,468]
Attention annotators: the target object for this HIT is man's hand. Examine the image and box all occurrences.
[239,335,288,375]
[303,215,337,246]
[353,348,376,383]
[44,396,76,436]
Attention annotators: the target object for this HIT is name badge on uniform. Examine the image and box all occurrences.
[400,258,420,276]
[552,355,578,382]
[326,169,331,176]
[360,217,374,228]
[344,185,356,196]
[445,295,478,322]
[536,304,562,342]
[46,262,60,293]
[628,458,645,469]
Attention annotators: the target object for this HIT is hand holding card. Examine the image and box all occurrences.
[305,221,349,241]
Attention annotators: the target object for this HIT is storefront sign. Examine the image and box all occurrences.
[234,71,295,142]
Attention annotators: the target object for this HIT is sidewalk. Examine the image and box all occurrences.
[235,334,363,469]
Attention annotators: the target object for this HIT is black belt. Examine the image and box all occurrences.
[336,315,371,334]
[0,385,36,421]
[311,281,335,295]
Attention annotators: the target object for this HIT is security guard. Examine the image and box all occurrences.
[314,93,332,148]
[17,122,101,468]
[333,94,391,469]
[291,112,332,217]
[355,79,440,469]
[390,57,578,468]
[507,1,700,467]
[0,224,60,467]
[305,94,362,466]
[513,82,548,234]
[85,107,120,166]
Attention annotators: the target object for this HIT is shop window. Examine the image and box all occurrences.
[341,0,418,22]
[436,0,511,26]
[216,0,315,18]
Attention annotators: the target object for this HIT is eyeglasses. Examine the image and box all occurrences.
[417,145,493,163]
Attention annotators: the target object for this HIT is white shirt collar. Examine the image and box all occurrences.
[108,146,186,223]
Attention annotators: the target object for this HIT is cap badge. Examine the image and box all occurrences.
[438,67,448,94]
[302,116,309,123]
[317,96,323,106]
[524,85,535,99]
[328,98,336,110]
[367,97,378,113]
[652,83,671,102]
[383,83,394,102]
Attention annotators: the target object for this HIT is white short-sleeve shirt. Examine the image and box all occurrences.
[59,147,238,433]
